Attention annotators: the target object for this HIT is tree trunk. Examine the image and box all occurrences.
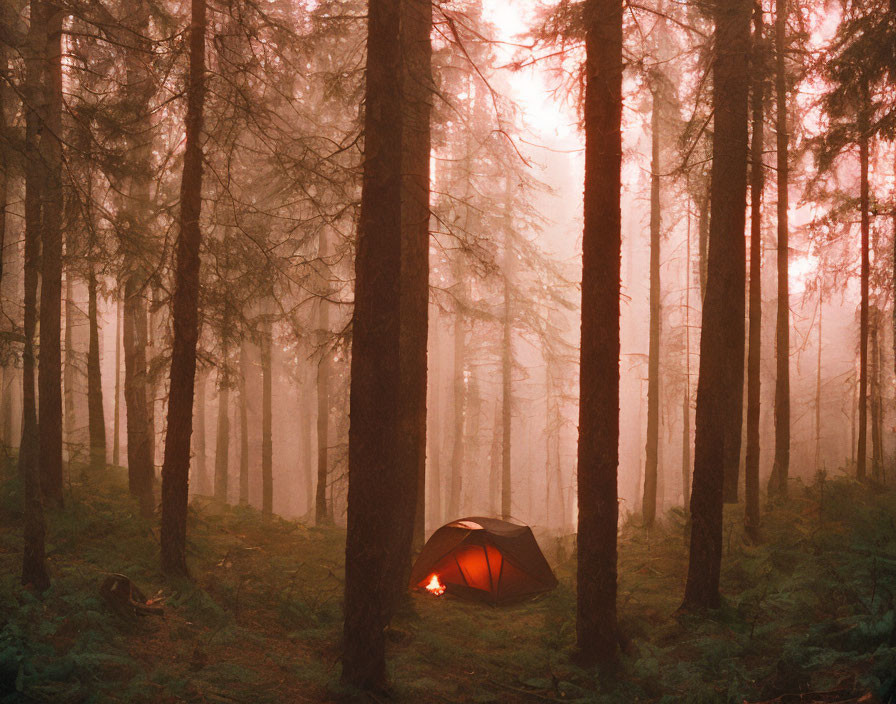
[301,382,312,515]
[194,368,208,494]
[857,122,869,483]
[239,340,250,505]
[683,0,751,610]
[20,0,49,591]
[745,0,764,540]
[0,42,13,449]
[682,391,691,508]
[448,303,465,519]
[0,43,6,293]
[815,298,822,470]
[38,2,65,507]
[769,0,790,497]
[698,189,710,301]
[501,185,514,521]
[112,297,122,467]
[160,0,206,577]
[63,273,77,462]
[146,286,160,469]
[261,317,273,517]
[871,309,882,481]
[87,270,106,471]
[342,0,412,688]
[643,83,662,526]
[123,276,154,515]
[315,231,330,525]
[489,399,501,515]
[401,0,432,551]
[214,357,230,503]
[576,0,622,665]
[428,319,442,529]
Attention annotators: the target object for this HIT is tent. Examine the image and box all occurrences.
[409,517,558,605]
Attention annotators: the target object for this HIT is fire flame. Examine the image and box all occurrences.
[424,574,445,596]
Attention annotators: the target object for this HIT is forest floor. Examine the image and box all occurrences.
[1,456,896,703]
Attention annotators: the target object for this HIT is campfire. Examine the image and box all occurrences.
[424,574,445,596]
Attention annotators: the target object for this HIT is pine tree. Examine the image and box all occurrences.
[576,0,623,665]
[160,0,207,577]
[342,0,409,688]
[37,0,64,508]
[683,0,751,610]
[745,0,765,540]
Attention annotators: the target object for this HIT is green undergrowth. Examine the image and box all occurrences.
[1,455,895,703]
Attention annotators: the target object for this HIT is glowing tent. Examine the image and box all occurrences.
[409,517,558,605]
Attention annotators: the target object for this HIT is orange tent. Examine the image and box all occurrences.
[409,517,558,605]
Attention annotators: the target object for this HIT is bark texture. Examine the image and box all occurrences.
[643,82,662,527]
[403,0,432,550]
[112,298,122,467]
[239,341,250,505]
[160,0,206,577]
[20,0,49,591]
[342,0,415,688]
[38,2,64,507]
[769,0,790,497]
[857,122,869,482]
[745,0,765,539]
[87,270,107,471]
[315,231,330,525]
[683,0,751,610]
[448,302,465,519]
[261,318,273,517]
[576,0,622,665]
[214,360,230,503]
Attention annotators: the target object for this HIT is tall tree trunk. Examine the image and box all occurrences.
[123,277,154,515]
[769,0,790,497]
[871,309,882,481]
[239,340,250,505]
[261,317,273,517]
[0,42,12,449]
[577,0,622,665]
[315,231,330,525]
[401,0,432,551]
[815,299,822,470]
[0,43,6,294]
[194,368,207,493]
[448,303,465,519]
[489,399,501,515]
[160,0,206,577]
[63,273,76,460]
[428,318,442,529]
[745,0,764,539]
[87,270,106,471]
[38,1,64,507]
[698,189,710,301]
[214,356,230,503]
[301,383,312,515]
[120,0,155,515]
[501,186,514,521]
[342,0,412,688]
[683,0,751,610]
[112,297,122,467]
[682,391,691,508]
[20,0,49,591]
[857,121,869,483]
[892,149,896,391]
[643,83,662,526]
[147,285,160,469]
